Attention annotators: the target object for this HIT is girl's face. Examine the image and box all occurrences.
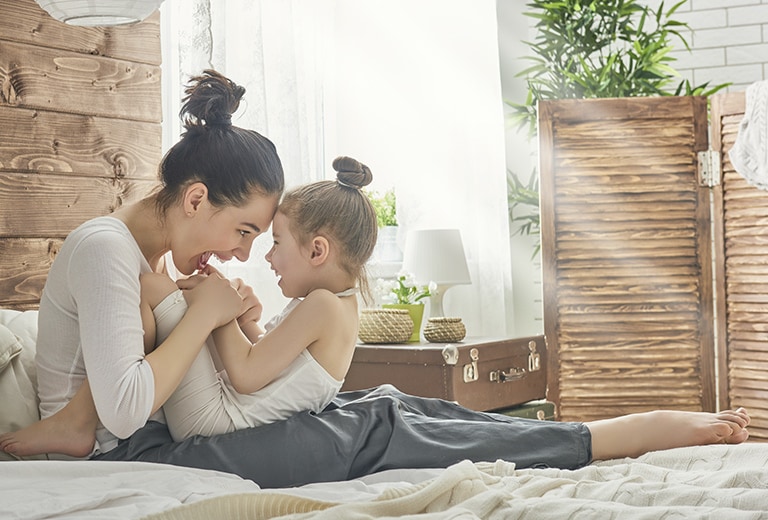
[174,190,280,276]
[265,211,314,298]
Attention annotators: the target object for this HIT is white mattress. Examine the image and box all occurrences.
[2,443,768,519]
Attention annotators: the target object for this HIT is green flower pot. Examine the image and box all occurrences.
[382,303,424,342]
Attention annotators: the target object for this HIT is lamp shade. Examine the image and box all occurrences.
[35,0,163,26]
[402,229,471,286]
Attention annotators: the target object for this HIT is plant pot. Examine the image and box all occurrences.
[373,225,402,263]
[382,303,424,342]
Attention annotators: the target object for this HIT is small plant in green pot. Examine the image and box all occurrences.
[376,273,435,342]
[365,188,400,262]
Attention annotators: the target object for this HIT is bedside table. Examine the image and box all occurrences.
[341,335,547,412]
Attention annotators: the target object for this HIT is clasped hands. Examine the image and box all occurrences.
[176,264,263,331]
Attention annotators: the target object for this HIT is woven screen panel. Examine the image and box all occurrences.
[539,97,715,422]
[713,91,768,441]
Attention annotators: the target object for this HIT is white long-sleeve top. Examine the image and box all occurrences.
[36,216,160,455]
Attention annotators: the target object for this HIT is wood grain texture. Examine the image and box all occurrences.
[712,91,768,440]
[0,0,161,65]
[0,237,61,306]
[0,106,160,177]
[0,40,161,122]
[539,97,715,422]
[0,173,157,237]
[0,0,162,309]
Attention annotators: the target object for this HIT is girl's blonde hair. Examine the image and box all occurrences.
[279,156,378,302]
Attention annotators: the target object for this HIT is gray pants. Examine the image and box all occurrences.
[93,384,591,488]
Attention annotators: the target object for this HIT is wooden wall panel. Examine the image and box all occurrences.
[0,1,161,64]
[539,97,715,422]
[0,173,157,237]
[0,107,160,178]
[0,40,161,121]
[0,0,162,310]
[0,238,62,309]
[712,91,768,440]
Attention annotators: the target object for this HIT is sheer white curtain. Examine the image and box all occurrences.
[162,0,327,317]
[162,0,513,336]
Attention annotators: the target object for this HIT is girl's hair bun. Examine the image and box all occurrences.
[333,156,373,189]
[180,69,245,130]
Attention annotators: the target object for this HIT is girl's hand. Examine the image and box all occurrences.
[181,270,243,329]
[231,277,263,325]
[175,263,224,290]
[179,266,263,324]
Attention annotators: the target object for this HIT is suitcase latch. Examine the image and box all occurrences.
[463,348,479,383]
[490,367,526,383]
[528,340,541,372]
[490,340,542,383]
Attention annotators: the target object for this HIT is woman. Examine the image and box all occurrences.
[5,156,379,449]
[1,69,751,488]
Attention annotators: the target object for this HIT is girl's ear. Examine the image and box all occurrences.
[309,236,330,265]
[183,182,209,216]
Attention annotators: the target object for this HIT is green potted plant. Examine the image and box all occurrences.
[365,188,401,262]
[506,0,730,251]
[376,273,436,342]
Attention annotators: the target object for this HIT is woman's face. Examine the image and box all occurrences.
[174,190,280,276]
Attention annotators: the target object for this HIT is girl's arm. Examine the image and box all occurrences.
[212,289,349,394]
[179,266,265,342]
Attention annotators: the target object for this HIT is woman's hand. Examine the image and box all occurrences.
[179,265,263,324]
[179,268,243,329]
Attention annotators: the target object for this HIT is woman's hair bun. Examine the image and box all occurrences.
[180,69,245,129]
[333,156,373,189]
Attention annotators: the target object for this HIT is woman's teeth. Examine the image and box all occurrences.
[197,251,213,270]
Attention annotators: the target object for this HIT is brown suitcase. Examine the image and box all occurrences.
[341,335,547,411]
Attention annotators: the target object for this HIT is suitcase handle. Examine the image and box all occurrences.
[489,367,526,383]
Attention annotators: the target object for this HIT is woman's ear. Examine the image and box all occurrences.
[309,236,330,265]
[183,182,209,216]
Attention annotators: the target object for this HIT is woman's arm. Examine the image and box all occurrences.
[71,232,243,438]
[178,267,265,342]
[142,272,246,414]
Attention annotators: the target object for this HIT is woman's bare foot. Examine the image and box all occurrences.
[587,408,750,461]
[0,413,96,458]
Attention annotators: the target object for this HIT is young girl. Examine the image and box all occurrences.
[0,156,378,453]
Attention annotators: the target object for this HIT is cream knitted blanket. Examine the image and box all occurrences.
[143,443,768,520]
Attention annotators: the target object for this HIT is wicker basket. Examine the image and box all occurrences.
[358,308,413,344]
[423,317,466,343]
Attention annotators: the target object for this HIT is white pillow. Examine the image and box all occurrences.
[0,310,45,461]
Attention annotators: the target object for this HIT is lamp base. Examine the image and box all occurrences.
[428,285,455,318]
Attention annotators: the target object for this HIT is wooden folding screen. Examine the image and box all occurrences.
[711,92,768,440]
[0,0,162,309]
[540,94,768,440]
[539,96,716,423]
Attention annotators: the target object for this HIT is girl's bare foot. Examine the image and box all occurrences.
[0,414,96,458]
[587,408,750,461]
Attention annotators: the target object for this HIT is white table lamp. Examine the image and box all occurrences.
[35,0,163,26]
[402,229,471,317]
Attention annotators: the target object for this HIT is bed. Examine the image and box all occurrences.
[2,310,768,519]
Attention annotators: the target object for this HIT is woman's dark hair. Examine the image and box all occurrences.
[279,156,378,302]
[155,70,284,213]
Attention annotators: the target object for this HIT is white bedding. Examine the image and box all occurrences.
[3,310,768,519]
[2,443,768,519]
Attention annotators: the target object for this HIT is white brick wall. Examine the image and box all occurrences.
[669,1,768,92]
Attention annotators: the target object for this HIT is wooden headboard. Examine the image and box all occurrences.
[0,0,163,310]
